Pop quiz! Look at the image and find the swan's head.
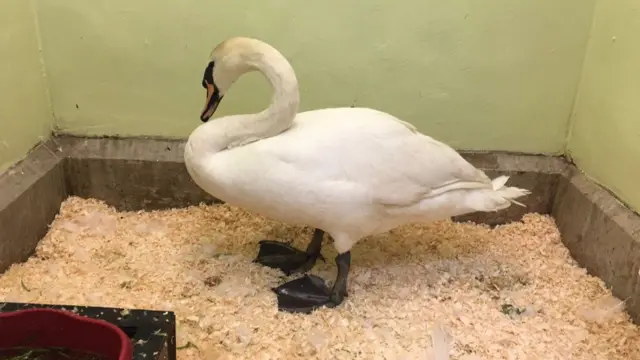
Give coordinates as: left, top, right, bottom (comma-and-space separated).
200, 37, 266, 122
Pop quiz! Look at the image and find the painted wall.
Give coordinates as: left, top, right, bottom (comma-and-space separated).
0, 0, 53, 171
34, 0, 595, 154
4, 0, 637, 213
568, 0, 640, 212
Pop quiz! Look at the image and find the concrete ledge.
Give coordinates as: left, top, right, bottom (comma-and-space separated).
59, 136, 218, 211
0, 135, 638, 323
553, 167, 640, 322
0, 138, 68, 272
56, 136, 568, 219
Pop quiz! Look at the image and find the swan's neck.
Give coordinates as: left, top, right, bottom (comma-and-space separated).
188, 47, 299, 155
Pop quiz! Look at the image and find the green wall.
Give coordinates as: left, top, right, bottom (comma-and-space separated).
568, 0, 640, 212
6, 0, 639, 214
34, 0, 595, 154
0, 0, 53, 171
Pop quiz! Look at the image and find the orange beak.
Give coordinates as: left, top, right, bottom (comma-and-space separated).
200, 83, 222, 122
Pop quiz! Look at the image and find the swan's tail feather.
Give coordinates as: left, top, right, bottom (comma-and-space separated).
490, 175, 530, 208
491, 175, 510, 191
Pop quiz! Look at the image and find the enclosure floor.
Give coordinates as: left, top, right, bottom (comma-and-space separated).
0, 197, 639, 359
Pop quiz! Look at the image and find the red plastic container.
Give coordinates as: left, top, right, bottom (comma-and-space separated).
0, 307, 133, 360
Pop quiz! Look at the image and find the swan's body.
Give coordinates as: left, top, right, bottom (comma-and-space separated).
184, 37, 530, 312
187, 107, 521, 252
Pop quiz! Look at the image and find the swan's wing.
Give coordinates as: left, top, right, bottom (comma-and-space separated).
366, 133, 493, 207
257, 108, 492, 208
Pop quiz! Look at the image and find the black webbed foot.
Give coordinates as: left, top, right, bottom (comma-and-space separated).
253, 229, 326, 275
273, 251, 352, 314
253, 240, 324, 275
272, 274, 334, 314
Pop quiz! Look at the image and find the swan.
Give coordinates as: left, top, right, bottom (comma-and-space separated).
184, 36, 531, 314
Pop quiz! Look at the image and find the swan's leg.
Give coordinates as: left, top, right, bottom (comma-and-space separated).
253, 228, 325, 275
330, 251, 351, 303
272, 251, 351, 314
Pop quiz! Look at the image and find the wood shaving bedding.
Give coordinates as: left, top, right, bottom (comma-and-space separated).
0, 196, 638, 360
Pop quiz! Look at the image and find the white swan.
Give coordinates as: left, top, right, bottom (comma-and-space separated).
184, 37, 531, 313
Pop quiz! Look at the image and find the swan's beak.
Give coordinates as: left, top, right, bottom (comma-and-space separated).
200, 83, 223, 122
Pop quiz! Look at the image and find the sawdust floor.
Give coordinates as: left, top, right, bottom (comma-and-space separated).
0, 197, 639, 360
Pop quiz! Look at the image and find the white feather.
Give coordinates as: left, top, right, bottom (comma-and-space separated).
430, 322, 451, 360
